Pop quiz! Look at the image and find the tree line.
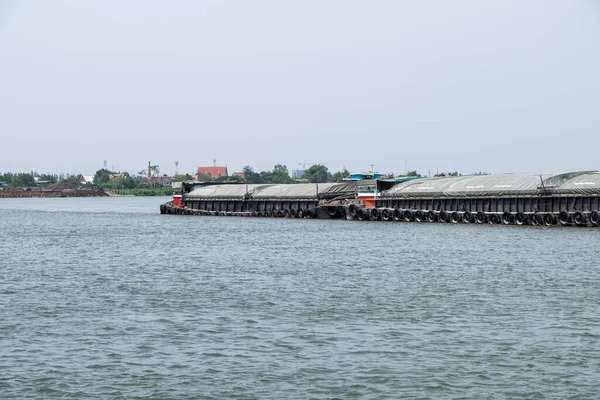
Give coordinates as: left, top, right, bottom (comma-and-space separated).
95, 164, 353, 193
0, 172, 80, 187
237, 164, 350, 184
2, 164, 482, 194
0, 169, 175, 196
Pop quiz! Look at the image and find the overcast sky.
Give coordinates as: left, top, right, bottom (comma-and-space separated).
0, 0, 599, 176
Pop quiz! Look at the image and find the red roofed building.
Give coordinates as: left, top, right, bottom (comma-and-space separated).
197, 166, 228, 178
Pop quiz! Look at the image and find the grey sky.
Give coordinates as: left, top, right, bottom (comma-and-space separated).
0, 0, 598, 177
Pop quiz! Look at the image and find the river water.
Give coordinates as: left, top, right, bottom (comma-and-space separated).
1, 197, 599, 399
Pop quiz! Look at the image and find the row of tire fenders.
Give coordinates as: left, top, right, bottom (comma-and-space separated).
166, 207, 318, 218
164, 204, 600, 226
347, 205, 600, 227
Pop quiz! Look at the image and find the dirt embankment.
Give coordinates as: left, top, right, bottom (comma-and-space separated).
0, 183, 107, 198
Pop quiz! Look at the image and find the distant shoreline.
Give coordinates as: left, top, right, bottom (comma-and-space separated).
0, 187, 107, 198
0, 188, 174, 198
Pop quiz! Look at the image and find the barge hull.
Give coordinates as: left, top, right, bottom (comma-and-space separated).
160, 173, 600, 227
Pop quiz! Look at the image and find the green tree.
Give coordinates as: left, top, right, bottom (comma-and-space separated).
93, 169, 113, 185
270, 164, 294, 184
149, 165, 160, 185
330, 168, 350, 182
39, 174, 58, 183
196, 173, 212, 181
406, 170, 422, 177
259, 170, 273, 183
64, 174, 82, 186
219, 174, 244, 183
303, 164, 331, 183
12, 173, 36, 187
103, 173, 136, 190
242, 166, 261, 184
123, 174, 136, 189
0, 172, 14, 185
173, 173, 193, 182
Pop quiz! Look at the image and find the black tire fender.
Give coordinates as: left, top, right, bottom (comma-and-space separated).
573, 211, 586, 226
450, 211, 461, 223
475, 211, 486, 224
463, 211, 472, 223
439, 210, 449, 223
357, 208, 370, 221
558, 210, 570, 225
348, 204, 358, 218
426, 210, 436, 223
590, 210, 600, 226
415, 210, 425, 222
371, 208, 381, 220
382, 208, 392, 221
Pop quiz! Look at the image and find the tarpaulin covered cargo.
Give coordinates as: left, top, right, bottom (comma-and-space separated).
382, 173, 597, 198
552, 172, 600, 195
185, 184, 273, 200
251, 182, 356, 200
185, 182, 356, 200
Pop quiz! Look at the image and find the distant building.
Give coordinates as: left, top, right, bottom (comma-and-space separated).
197, 166, 228, 178
232, 172, 245, 178
292, 169, 304, 179
80, 175, 94, 184
109, 174, 126, 180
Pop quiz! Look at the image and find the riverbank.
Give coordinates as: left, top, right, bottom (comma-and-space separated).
0, 186, 175, 198
0, 186, 107, 198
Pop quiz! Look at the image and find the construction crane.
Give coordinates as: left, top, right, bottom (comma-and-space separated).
298, 161, 311, 170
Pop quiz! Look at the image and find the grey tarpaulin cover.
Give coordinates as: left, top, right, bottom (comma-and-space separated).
251, 183, 356, 200
185, 184, 273, 200
383, 171, 600, 198
185, 182, 356, 200
551, 172, 600, 195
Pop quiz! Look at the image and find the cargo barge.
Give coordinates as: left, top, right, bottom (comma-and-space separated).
160, 171, 600, 227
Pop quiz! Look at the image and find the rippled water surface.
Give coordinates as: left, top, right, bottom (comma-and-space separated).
1, 197, 600, 399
